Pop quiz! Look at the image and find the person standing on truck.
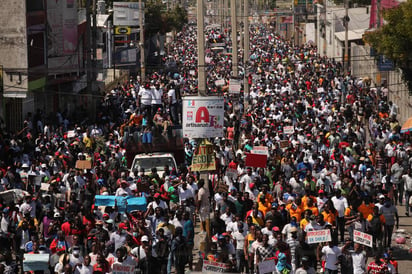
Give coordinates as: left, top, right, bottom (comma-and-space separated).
168, 83, 178, 125
151, 81, 163, 120
138, 82, 153, 123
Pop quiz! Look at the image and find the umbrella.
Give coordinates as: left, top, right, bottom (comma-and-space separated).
401, 116, 412, 133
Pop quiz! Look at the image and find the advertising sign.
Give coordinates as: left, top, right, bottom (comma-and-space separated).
115, 26, 131, 35
353, 230, 373, 247
191, 140, 216, 171
113, 2, 144, 26
47, 0, 78, 72
306, 229, 332, 244
202, 260, 231, 272
183, 96, 224, 139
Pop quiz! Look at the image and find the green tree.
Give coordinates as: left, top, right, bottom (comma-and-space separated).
364, 1, 412, 90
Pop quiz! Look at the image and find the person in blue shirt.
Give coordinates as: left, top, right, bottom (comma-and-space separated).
182, 211, 194, 271
297, 157, 312, 179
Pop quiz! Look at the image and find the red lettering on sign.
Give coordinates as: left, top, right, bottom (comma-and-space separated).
195, 107, 209, 123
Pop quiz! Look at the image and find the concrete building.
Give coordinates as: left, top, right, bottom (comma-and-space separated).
0, 0, 88, 132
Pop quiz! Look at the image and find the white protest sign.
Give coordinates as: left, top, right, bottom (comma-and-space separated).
259, 260, 276, 274
67, 130, 76, 138
353, 230, 373, 247
251, 146, 269, 156
183, 97, 224, 139
202, 260, 231, 272
229, 79, 242, 94
283, 126, 294, 135
215, 79, 226, 86
307, 229, 332, 244
112, 263, 135, 274
225, 167, 238, 179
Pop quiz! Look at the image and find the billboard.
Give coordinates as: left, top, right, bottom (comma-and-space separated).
113, 2, 144, 26
182, 96, 224, 139
47, 0, 78, 73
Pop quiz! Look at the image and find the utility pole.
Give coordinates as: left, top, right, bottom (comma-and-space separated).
92, 0, 97, 82
139, 0, 145, 83
86, 0, 92, 91
231, 0, 238, 78
197, 0, 206, 96
377, 0, 381, 28
244, 0, 249, 110
344, 0, 349, 75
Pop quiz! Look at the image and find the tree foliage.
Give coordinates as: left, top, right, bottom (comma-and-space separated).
364, 0, 412, 90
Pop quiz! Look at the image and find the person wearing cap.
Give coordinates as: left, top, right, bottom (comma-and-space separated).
295, 256, 316, 274
147, 192, 168, 210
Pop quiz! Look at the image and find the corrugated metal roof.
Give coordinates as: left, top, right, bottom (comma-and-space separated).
335, 29, 366, 41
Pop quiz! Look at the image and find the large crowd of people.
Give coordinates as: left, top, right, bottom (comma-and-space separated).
0, 18, 410, 274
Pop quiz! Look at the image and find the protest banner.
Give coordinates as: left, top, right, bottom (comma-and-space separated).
279, 140, 289, 149
215, 79, 226, 86
191, 140, 216, 171
225, 167, 238, 179
229, 79, 242, 94
353, 230, 373, 247
183, 97, 224, 139
245, 153, 267, 168
202, 260, 231, 272
306, 229, 332, 244
67, 130, 76, 138
94, 195, 147, 212
75, 160, 92, 169
112, 263, 135, 274
283, 126, 294, 135
251, 146, 269, 156
259, 260, 276, 274
23, 254, 49, 271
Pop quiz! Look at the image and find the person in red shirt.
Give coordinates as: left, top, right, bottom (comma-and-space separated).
367, 253, 388, 274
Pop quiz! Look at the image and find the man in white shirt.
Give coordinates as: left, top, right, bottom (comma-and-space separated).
403, 168, 412, 216
331, 189, 348, 243
320, 242, 342, 274
167, 83, 178, 124
138, 83, 153, 120
151, 82, 163, 118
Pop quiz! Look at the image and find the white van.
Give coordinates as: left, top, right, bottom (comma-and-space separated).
130, 153, 177, 178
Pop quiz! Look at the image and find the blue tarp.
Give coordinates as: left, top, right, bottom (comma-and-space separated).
94, 195, 147, 212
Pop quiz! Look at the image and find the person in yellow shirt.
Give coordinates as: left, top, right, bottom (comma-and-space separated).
300, 209, 313, 231
301, 192, 317, 209
304, 199, 319, 216
357, 197, 375, 219
286, 197, 304, 223
257, 185, 274, 217
321, 203, 336, 226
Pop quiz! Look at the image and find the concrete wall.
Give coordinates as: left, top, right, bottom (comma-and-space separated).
0, 0, 28, 94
